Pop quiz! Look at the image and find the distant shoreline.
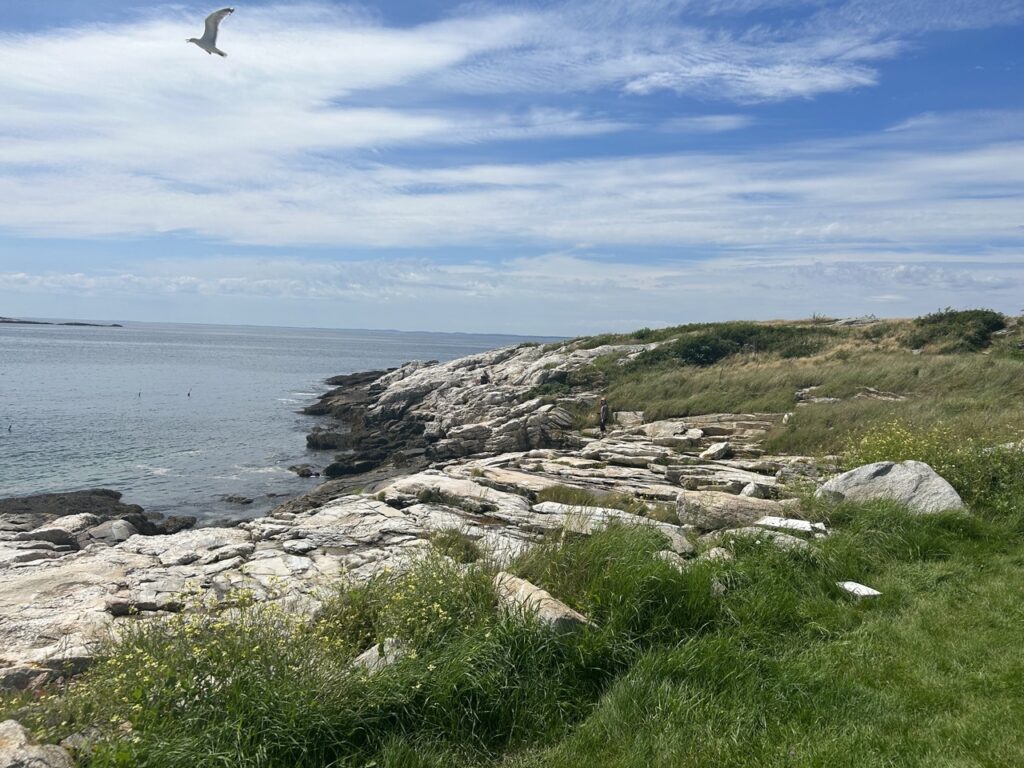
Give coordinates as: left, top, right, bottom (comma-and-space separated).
0, 316, 122, 328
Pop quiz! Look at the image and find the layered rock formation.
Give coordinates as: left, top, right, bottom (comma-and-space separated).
300, 341, 661, 479
0, 490, 195, 568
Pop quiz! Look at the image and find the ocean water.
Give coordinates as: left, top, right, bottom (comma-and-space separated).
0, 321, 546, 523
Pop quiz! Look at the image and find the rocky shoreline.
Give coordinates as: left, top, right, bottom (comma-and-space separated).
0, 337, 961, 697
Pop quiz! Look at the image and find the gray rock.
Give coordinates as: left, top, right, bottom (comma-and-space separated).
15, 513, 102, 547
654, 550, 689, 572
281, 539, 317, 555
719, 526, 809, 551
613, 411, 644, 427
0, 489, 141, 535
836, 581, 882, 599
815, 461, 964, 514
698, 546, 733, 563
84, 519, 138, 544
494, 572, 593, 632
0, 549, 58, 567
58, 726, 102, 755
0, 719, 74, 768
352, 638, 404, 674
661, 529, 695, 556
677, 491, 798, 531
0, 666, 52, 692
753, 516, 827, 535
740, 482, 767, 498
699, 442, 733, 460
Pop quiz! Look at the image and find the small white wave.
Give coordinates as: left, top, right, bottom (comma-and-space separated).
277, 398, 301, 404
238, 465, 289, 475
135, 464, 172, 477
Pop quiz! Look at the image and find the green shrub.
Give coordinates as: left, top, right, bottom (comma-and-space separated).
632, 322, 836, 368
904, 308, 1006, 352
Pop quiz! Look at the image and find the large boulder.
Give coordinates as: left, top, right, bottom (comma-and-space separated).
815, 461, 964, 514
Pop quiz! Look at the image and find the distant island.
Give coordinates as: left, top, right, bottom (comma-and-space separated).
0, 316, 122, 327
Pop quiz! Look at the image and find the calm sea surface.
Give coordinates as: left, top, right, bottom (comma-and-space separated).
0, 321, 548, 523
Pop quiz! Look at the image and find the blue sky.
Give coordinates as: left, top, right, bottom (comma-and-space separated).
0, 0, 1021, 334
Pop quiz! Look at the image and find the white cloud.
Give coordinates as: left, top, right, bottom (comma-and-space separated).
0, 0, 968, 191
1, 113, 1021, 251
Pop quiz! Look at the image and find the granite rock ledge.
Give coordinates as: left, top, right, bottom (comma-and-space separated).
2, 340, 837, 690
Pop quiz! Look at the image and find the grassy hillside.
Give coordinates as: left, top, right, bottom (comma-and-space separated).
566, 310, 1024, 455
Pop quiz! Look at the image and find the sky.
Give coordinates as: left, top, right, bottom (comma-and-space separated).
0, 0, 1021, 334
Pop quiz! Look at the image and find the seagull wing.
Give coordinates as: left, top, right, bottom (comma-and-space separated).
201, 8, 234, 45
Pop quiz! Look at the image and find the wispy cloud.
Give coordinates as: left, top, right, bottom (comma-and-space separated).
1, 111, 1021, 250
661, 114, 755, 132
3, 248, 1021, 333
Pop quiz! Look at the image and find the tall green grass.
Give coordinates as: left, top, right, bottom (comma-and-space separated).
507, 506, 1024, 768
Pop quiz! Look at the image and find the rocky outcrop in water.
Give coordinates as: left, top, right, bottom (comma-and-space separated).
0, 316, 121, 328
0, 489, 195, 567
298, 342, 669, 486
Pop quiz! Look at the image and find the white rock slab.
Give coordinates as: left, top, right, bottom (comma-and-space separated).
754, 516, 828, 535
836, 581, 882, 599
0, 719, 73, 767
699, 442, 733, 460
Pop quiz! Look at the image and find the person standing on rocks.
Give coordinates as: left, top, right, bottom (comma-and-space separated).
599, 397, 609, 435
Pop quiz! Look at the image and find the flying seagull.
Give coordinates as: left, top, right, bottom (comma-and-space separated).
187, 8, 234, 57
